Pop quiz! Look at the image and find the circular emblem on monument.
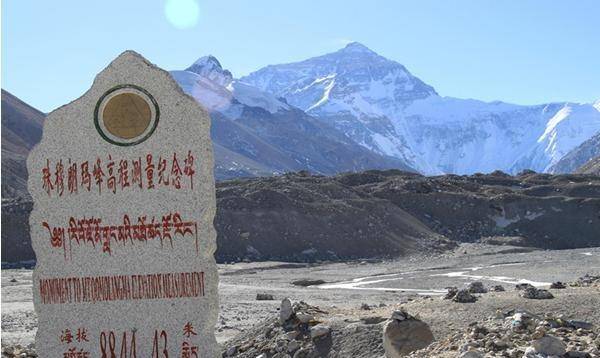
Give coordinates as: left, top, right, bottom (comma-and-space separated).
94, 84, 160, 146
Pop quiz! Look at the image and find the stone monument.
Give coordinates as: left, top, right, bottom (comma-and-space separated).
27, 51, 218, 357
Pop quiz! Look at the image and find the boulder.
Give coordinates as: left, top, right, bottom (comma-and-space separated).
280, 298, 293, 323
467, 281, 487, 293
453, 289, 478, 303
310, 325, 330, 340
296, 312, 314, 323
225, 345, 237, 357
291, 279, 326, 287
531, 335, 566, 356
520, 287, 554, 299
444, 286, 458, 299
550, 281, 566, 289
567, 320, 594, 330
256, 293, 275, 300
382, 311, 434, 357
515, 283, 536, 291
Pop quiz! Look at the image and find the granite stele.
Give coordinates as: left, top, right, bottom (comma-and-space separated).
27, 51, 219, 357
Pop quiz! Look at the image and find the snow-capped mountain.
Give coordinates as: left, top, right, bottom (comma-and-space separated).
172, 55, 290, 115
242, 42, 600, 174
549, 131, 600, 174
171, 55, 412, 179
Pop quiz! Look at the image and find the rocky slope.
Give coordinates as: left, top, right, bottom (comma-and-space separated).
3, 170, 599, 264
1, 90, 44, 199
577, 156, 600, 175
242, 43, 600, 175
550, 132, 600, 174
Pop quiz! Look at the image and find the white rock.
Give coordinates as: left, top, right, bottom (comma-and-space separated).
310, 325, 330, 339
383, 317, 434, 357
280, 298, 293, 323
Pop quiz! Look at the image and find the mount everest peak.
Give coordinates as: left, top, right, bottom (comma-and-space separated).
241, 42, 437, 118
240, 44, 600, 175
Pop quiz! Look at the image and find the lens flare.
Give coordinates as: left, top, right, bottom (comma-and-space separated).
165, 0, 200, 29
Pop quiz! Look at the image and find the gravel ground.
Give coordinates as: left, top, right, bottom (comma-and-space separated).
2, 244, 600, 352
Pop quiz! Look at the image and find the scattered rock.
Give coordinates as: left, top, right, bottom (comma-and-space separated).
520, 287, 554, 300
1, 345, 37, 357
309, 325, 330, 340
531, 335, 566, 356
568, 320, 594, 330
453, 289, 478, 303
408, 308, 598, 357
467, 281, 487, 293
280, 298, 293, 323
570, 274, 600, 287
507, 311, 538, 332
383, 309, 434, 357
287, 340, 301, 353
515, 283, 536, 291
360, 303, 371, 310
225, 345, 238, 357
444, 286, 458, 299
490, 285, 505, 292
256, 293, 275, 301
459, 351, 485, 358
360, 316, 387, 325
291, 279, 326, 287
566, 351, 592, 358
295, 312, 314, 323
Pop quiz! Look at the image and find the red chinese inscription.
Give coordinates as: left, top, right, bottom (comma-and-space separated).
41, 151, 196, 197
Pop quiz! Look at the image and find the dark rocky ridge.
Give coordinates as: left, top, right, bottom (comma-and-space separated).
3, 170, 600, 264
1, 90, 44, 199
550, 132, 600, 174
577, 155, 600, 175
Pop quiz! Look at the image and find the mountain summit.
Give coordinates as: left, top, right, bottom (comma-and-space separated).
338, 41, 377, 54
242, 43, 436, 117
242, 44, 600, 175
186, 55, 233, 86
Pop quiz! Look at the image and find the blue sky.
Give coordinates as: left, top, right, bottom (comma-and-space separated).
2, 0, 599, 112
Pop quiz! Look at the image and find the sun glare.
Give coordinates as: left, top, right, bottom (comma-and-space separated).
165, 0, 200, 29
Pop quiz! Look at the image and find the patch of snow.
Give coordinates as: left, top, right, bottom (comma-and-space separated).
430, 271, 551, 287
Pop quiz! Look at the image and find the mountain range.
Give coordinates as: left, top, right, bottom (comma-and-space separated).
172, 55, 410, 180
2, 43, 600, 200
239, 42, 600, 175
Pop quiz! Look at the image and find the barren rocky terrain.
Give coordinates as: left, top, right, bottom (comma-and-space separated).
5, 169, 600, 264
3, 244, 599, 356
